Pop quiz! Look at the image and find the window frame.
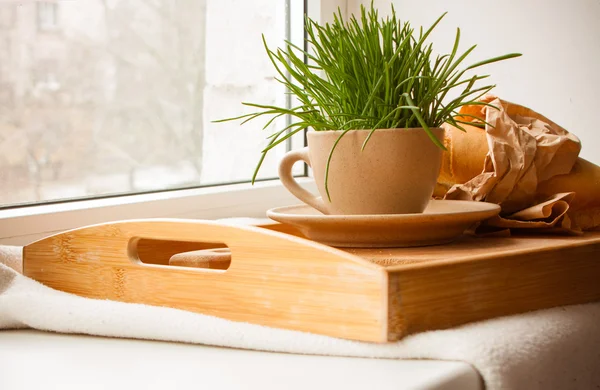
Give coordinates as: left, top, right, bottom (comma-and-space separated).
0, 0, 347, 246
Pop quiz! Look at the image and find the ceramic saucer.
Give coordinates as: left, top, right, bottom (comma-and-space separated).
267, 200, 501, 248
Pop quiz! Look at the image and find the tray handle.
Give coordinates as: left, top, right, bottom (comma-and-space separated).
25, 218, 381, 272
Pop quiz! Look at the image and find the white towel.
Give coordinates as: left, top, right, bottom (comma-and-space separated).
1, 245, 599, 390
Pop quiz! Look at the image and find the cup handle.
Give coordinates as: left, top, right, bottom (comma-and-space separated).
279, 147, 328, 214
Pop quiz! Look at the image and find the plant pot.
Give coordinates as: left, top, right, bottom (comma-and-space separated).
279, 128, 444, 215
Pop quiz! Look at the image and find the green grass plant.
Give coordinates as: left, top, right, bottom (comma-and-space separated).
216, 4, 521, 199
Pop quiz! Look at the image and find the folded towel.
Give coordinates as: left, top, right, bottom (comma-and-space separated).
1, 245, 599, 390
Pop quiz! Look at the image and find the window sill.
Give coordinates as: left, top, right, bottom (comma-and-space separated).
0, 178, 316, 246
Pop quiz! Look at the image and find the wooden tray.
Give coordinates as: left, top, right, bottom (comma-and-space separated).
22, 219, 600, 343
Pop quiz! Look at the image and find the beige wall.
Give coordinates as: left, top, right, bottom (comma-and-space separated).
349, 0, 600, 164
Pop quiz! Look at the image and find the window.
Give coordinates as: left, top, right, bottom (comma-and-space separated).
37, 2, 59, 31
0, 0, 305, 207
0, 0, 337, 247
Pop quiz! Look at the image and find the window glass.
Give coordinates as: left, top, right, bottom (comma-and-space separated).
37, 2, 59, 30
0, 0, 302, 206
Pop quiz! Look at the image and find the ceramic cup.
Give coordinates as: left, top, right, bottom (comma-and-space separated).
278, 128, 444, 215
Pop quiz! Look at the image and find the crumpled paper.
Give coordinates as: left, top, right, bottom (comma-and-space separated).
475, 193, 582, 236
443, 96, 583, 234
